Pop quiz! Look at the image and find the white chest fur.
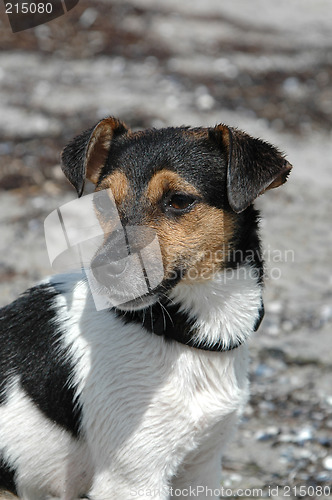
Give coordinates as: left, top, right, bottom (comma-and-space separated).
51, 266, 261, 498
0, 266, 261, 499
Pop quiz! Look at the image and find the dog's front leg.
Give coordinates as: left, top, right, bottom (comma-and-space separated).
170, 449, 223, 500
169, 415, 239, 500
87, 471, 171, 500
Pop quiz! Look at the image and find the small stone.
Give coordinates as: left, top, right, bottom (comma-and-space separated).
294, 448, 313, 460
320, 305, 332, 322
318, 437, 332, 447
281, 320, 294, 332
31, 196, 46, 209
280, 446, 295, 463
279, 433, 295, 444
311, 411, 324, 421
0, 142, 12, 155
243, 404, 254, 417
196, 93, 215, 111
283, 77, 302, 97
259, 400, 276, 413
229, 473, 242, 484
255, 363, 275, 378
79, 8, 98, 28
214, 58, 239, 79
295, 427, 313, 444
323, 456, 332, 470
166, 95, 179, 109
316, 471, 331, 481
265, 322, 280, 336
255, 426, 280, 441
267, 301, 283, 314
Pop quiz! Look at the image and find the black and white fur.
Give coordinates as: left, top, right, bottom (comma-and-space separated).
0, 118, 291, 499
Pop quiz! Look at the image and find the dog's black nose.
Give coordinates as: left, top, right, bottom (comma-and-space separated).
91, 252, 129, 287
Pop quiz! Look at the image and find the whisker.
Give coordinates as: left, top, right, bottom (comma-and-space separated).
160, 292, 176, 307
159, 300, 174, 327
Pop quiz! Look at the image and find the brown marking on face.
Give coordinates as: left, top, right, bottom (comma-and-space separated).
144, 170, 236, 282
182, 205, 235, 281
151, 206, 235, 282
94, 171, 131, 238
146, 170, 200, 205
95, 168, 236, 283
97, 170, 130, 206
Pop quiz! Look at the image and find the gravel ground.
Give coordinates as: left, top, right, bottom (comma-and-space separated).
0, 1, 332, 498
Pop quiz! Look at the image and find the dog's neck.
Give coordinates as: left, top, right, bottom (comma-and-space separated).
115, 265, 264, 352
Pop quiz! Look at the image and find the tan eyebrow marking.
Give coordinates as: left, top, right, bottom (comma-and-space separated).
146, 169, 200, 205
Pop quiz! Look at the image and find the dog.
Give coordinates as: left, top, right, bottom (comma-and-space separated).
0, 117, 292, 500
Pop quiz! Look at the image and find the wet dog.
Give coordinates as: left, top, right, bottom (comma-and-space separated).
0, 118, 291, 499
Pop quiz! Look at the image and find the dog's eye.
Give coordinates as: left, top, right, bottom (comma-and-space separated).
165, 193, 197, 213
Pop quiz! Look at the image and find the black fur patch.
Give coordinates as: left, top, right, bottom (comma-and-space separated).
115, 298, 264, 352
0, 283, 81, 437
0, 455, 17, 496
98, 127, 229, 216
61, 120, 289, 219
61, 125, 94, 197
226, 205, 265, 284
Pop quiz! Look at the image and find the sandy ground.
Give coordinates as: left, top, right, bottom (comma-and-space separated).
0, 0, 332, 498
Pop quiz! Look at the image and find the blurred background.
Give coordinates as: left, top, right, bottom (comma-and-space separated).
0, 0, 332, 497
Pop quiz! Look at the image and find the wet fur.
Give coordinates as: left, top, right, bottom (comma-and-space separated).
0, 118, 291, 499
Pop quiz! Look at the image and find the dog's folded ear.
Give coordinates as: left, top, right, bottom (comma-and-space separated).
61, 117, 129, 197
211, 124, 292, 213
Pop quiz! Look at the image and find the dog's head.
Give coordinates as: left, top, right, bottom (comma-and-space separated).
61, 117, 291, 310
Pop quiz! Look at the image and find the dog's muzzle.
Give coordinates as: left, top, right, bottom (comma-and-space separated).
90, 225, 164, 307
44, 189, 164, 311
